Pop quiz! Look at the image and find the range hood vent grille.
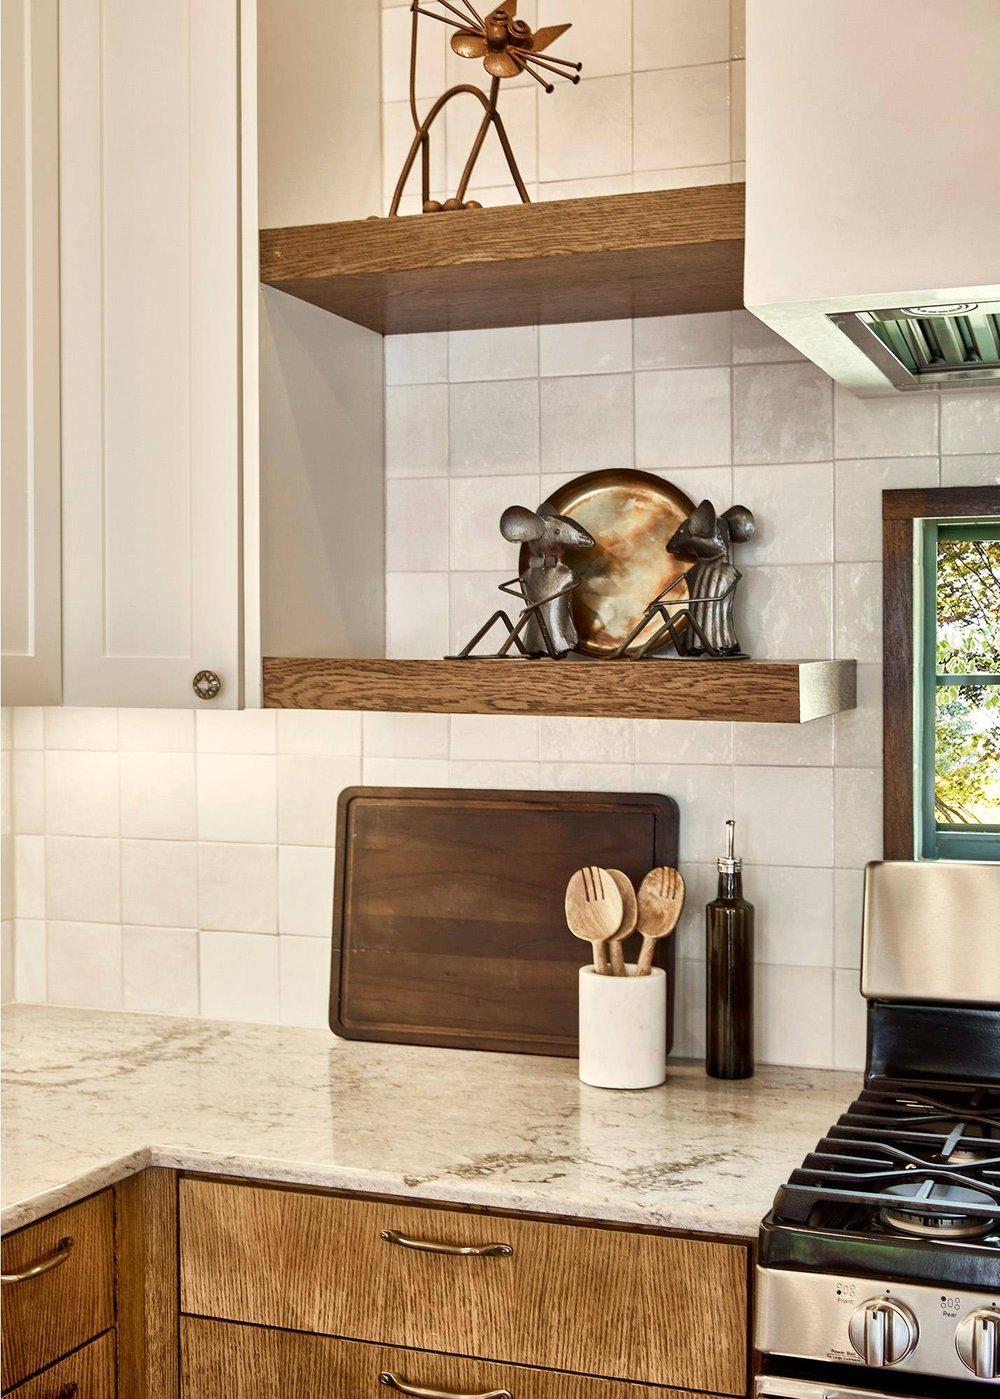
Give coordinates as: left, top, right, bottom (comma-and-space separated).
830, 301, 1000, 390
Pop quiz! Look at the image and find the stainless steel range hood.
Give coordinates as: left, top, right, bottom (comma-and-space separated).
831, 302, 1000, 391
744, 0, 1000, 397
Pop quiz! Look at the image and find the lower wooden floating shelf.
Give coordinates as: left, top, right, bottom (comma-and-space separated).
263, 657, 857, 724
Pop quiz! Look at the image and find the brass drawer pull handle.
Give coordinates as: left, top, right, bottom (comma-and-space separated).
380, 1228, 513, 1258
379, 1373, 511, 1399
1, 1236, 74, 1284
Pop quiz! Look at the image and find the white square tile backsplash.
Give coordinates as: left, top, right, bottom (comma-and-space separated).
123, 926, 199, 1018
540, 0, 631, 78
540, 375, 635, 473
634, 312, 732, 371
121, 839, 198, 929
633, 64, 731, 171
732, 362, 833, 464
199, 930, 280, 1025
386, 383, 449, 478
834, 458, 939, 562
940, 391, 1000, 455
635, 366, 732, 469
1, 0, 993, 1076
45, 836, 121, 925
279, 936, 333, 1029
196, 755, 277, 845
540, 319, 633, 378
833, 384, 939, 460
449, 381, 540, 476
539, 74, 632, 182
634, 0, 730, 71
47, 921, 123, 1010
14, 835, 46, 921
198, 843, 278, 936
45, 750, 119, 836
277, 846, 335, 939
734, 462, 834, 566
122, 751, 197, 840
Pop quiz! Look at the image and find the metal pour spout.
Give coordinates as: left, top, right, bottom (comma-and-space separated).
719, 818, 742, 874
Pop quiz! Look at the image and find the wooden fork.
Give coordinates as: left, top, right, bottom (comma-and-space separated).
564, 866, 623, 975
636, 866, 685, 976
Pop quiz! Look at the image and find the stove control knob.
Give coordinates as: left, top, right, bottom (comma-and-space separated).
849, 1298, 918, 1367
956, 1308, 1000, 1379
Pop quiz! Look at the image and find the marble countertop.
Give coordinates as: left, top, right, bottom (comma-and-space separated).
2, 1004, 857, 1238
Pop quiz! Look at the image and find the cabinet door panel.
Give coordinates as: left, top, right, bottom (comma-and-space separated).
59, 0, 241, 707
182, 1317, 726, 1399
1, 0, 62, 705
0, 1191, 115, 1390
180, 1179, 749, 1396
6, 1330, 116, 1399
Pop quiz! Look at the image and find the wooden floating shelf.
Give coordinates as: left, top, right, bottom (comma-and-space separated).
259, 183, 745, 335
263, 657, 857, 724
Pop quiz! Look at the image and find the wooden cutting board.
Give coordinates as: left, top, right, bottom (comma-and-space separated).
330, 787, 679, 1057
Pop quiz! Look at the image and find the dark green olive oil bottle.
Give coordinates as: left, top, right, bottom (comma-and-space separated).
706, 819, 754, 1079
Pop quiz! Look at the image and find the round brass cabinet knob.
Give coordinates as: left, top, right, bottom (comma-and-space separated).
192, 670, 222, 701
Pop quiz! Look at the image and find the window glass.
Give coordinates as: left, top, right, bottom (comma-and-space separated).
921, 523, 1000, 860
935, 534, 1000, 676
934, 683, 1000, 827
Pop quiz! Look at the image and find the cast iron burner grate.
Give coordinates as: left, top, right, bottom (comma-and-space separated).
773, 1079, 1000, 1236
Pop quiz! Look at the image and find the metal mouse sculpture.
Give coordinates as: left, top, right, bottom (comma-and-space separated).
612, 500, 756, 659
455, 502, 595, 659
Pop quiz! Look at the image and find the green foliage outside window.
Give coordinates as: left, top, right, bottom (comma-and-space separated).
928, 531, 1000, 839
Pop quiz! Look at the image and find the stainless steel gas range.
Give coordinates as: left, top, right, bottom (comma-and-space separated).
755, 860, 1000, 1399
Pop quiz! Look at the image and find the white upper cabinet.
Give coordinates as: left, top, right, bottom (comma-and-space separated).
3, 0, 384, 709
1, 0, 62, 706
58, 0, 244, 707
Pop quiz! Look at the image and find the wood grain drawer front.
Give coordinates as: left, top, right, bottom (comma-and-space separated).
1, 1192, 115, 1392
6, 1330, 116, 1398
182, 1316, 727, 1399
179, 1181, 748, 1396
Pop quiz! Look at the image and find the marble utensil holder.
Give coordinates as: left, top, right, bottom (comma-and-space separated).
578, 964, 667, 1090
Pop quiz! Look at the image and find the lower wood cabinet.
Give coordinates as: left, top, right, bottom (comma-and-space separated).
0, 1192, 115, 1392
179, 1177, 750, 1397
6, 1331, 116, 1398
0, 1169, 751, 1398
182, 1317, 726, 1399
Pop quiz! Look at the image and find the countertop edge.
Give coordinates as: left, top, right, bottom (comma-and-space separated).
1, 1145, 153, 1234
1, 1141, 760, 1242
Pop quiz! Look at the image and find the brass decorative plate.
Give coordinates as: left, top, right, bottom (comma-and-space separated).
526, 469, 696, 657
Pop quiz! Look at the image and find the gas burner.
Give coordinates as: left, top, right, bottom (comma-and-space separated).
878, 1180, 999, 1240
947, 1146, 989, 1166
769, 1078, 1000, 1233
841, 1083, 1000, 1140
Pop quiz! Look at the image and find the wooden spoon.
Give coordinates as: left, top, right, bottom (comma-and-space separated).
565, 866, 623, 975
636, 867, 686, 976
604, 869, 638, 976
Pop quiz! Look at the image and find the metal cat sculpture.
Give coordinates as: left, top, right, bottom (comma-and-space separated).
387, 1, 581, 217
611, 500, 756, 660
454, 502, 595, 659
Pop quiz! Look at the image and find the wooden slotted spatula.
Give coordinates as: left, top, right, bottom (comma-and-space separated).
604, 869, 638, 976
565, 866, 623, 975
636, 867, 685, 976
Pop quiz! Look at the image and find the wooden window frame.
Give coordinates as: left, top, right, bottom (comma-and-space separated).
883, 485, 1000, 860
